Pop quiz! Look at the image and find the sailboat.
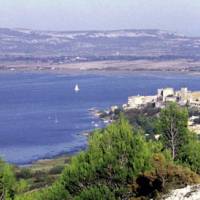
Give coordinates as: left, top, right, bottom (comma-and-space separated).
74, 84, 80, 92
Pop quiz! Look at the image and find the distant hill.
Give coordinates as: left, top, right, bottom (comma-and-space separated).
1, 28, 200, 70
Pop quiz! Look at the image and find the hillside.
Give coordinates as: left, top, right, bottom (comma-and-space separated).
1, 103, 200, 200
1, 28, 200, 71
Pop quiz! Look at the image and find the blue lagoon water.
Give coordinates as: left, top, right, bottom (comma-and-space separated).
0, 71, 200, 164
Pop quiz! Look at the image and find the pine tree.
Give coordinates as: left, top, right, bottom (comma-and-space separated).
158, 103, 189, 160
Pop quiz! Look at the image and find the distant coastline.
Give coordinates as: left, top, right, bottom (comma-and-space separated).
1, 28, 200, 74
1, 59, 200, 75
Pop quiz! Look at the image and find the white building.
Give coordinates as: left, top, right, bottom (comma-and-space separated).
157, 88, 174, 102
125, 95, 156, 109
124, 87, 200, 110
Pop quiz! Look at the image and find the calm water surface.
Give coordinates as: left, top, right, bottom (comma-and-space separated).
0, 71, 200, 164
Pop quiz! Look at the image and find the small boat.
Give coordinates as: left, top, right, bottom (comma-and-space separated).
54, 114, 59, 124
94, 123, 99, 127
74, 84, 80, 92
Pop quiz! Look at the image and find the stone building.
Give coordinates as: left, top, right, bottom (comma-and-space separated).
123, 87, 200, 110
124, 95, 156, 109
157, 88, 174, 102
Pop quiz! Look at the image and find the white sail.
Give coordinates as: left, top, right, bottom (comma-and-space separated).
74, 84, 80, 92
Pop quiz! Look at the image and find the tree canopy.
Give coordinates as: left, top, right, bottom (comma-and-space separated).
157, 103, 189, 160
3, 107, 200, 200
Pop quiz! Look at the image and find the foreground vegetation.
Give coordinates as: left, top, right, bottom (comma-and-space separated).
1, 103, 200, 199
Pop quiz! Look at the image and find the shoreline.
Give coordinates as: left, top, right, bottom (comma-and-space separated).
1, 59, 200, 75
3, 66, 200, 168
1, 67, 200, 77
19, 112, 105, 168
17, 145, 87, 168
17, 108, 103, 168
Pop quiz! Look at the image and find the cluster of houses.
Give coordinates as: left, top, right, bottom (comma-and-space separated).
123, 87, 200, 110
121, 87, 200, 135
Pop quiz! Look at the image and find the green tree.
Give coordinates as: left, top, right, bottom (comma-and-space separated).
158, 103, 189, 160
179, 133, 200, 174
34, 114, 153, 200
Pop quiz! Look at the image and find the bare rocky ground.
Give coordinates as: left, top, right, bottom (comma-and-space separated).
163, 185, 200, 200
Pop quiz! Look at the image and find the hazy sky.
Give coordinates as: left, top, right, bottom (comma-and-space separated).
0, 0, 200, 36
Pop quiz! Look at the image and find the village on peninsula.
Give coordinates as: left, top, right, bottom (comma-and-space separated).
102, 87, 200, 135
123, 87, 200, 109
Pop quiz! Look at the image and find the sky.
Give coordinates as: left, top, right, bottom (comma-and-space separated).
0, 0, 200, 36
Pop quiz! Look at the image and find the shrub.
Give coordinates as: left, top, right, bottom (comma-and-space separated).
38, 182, 70, 200
130, 153, 200, 199
48, 165, 64, 175
0, 160, 17, 199
74, 185, 115, 200
15, 179, 29, 194
16, 168, 32, 179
